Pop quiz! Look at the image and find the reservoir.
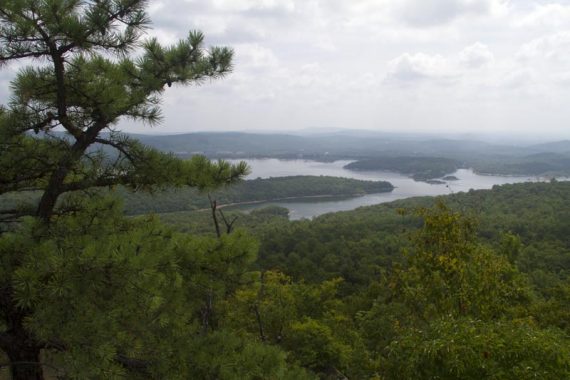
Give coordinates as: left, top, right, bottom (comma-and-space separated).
229, 159, 558, 220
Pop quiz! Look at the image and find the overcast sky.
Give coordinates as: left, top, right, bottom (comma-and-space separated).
2, 0, 570, 138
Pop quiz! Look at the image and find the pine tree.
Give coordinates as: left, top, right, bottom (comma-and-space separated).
0, 1, 257, 379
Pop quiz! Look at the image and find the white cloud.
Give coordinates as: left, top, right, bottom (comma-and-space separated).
459, 42, 494, 68
2, 0, 570, 137
147, 1, 166, 15
290, 63, 326, 89
385, 53, 455, 83
212, 0, 295, 14
553, 71, 570, 86
393, 0, 507, 27
499, 68, 535, 89
515, 3, 570, 29
235, 44, 280, 70
517, 32, 570, 62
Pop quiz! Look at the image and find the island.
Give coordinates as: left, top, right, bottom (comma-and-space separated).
344, 157, 461, 181
119, 176, 394, 215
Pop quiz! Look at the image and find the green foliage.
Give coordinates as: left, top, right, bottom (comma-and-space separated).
185, 330, 313, 380
0, 196, 274, 378
391, 202, 531, 319
359, 201, 568, 380
119, 175, 392, 215
531, 279, 570, 332
1, 175, 393, 217
0, 1, 292, 379
222, 271, 372, 378
384, 318, 570, 380
250, 206, 290, 218
252, 201, 415, 285
285, 318, 350, 373
226, 271, 298, 343
211, 186, 570, 379
0, 0, 246, 222
2, 4, 570, 376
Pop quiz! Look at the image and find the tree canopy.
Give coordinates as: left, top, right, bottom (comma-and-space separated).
0, 1, 257, 379
0, 0, 245, 222
2, 1, 570, 380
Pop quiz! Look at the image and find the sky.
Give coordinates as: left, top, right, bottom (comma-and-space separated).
2, 0, 570, 138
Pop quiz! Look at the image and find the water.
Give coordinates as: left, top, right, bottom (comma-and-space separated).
229, 159, 556, 220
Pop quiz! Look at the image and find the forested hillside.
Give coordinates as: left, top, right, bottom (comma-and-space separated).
1, 1, 569, 379
121, 175, 393, 215
472, 153, 570, 176
252, 181, 570, 285
161, 181, 570, 289
151, 181, 570, 379
0, 176, 393, 216
134, 132, 570, 178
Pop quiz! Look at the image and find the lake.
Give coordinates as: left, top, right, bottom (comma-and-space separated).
229, 159, 557, 220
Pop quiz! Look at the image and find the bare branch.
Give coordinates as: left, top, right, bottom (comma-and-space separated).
218, 209, 238, 235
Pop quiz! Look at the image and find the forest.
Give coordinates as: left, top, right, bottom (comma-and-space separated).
119, 175, 394, 215
153, 181, 570, 379
0, 1, 569, 379
471, 153, 570, 176
1, 176, 393, 216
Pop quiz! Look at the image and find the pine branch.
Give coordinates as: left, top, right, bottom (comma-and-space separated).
115, 354, 151, 374
94, 137, 136, 163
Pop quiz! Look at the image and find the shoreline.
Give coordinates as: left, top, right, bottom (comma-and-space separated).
226, 157, 569, 180
195, 190, 394, 211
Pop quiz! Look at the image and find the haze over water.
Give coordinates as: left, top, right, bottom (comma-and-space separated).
231, 159, 555, 220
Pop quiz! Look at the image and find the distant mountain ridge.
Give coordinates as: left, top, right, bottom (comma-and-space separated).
125, 131, 570, 177
527, 140, 570, 155
132, 131, 534, 159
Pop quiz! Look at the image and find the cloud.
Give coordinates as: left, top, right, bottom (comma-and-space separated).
212, 0, 295, 15
553, 71, 570, 86
0, 77, 11, 102
3, 0, 570, 137
499, 68, 535, 89
515, 3, 570, 29
517, 32, 570, 62
385, 53, 455, 84
144, 0, 271, 45
289, 63, 326, 89
393, 0, 506, 27
235, 44, 280, 70
459, 42, 494, 68
217, 44, 283, 102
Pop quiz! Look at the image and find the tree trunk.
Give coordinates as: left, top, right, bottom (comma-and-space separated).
0, 287, 44, 380
6, 345, 44, 380
36, 122, 106, 221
